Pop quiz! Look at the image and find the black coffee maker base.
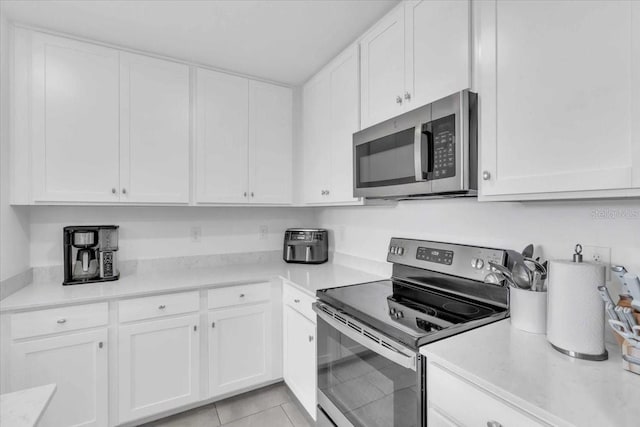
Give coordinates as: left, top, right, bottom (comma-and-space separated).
62, 274, 120, 286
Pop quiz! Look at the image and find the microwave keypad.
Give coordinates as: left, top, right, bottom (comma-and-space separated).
432, 115, 456, 180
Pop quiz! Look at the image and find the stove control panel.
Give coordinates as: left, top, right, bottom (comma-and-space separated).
387, 237, 507, 282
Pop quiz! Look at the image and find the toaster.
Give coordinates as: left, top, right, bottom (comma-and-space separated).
283, 228, 328, 264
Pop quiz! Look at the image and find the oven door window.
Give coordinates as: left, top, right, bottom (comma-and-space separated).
355, 127, 425, 188
317, 317, 420, 427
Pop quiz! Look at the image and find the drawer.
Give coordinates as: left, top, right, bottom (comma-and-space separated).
11, 303, 109, 339
283, 282, 316, 322
208, 283, 270, 309
119, 291, 199, 323
427, 362, 546, 427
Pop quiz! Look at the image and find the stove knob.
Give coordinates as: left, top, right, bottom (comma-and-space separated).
476, 259, 484, 269
395, 311, 404, 319
397, 247, 404, 256
389, 307, 397, 315
471, 258, 478, 268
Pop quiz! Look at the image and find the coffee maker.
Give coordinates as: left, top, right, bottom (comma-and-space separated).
63, 225, 120, 285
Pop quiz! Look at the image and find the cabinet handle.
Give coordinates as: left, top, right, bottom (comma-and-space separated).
308, 335, 314, 342
158, 305, 166, 310
193, 325, 197, 332
111, 188, 117, 194
122, 188, 127, 195
321, 190, 325, 195
211, 321, 215, 328
294, 299, 300, 303
244, 192, 247, 197
240, 293, 245, 298
326, 190, 330, 195
250, 192, 254, 197
57, 318, 67, 324
487, 422, 502, 427
404, 92, 411, 101
482, 171, 491, 181
98, 341, 104, 349
396, 95, 403, 105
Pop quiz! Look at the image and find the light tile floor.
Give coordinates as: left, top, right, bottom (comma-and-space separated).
142, 383, 314, 427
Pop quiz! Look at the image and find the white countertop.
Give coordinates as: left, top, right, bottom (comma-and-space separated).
0, 384, 56, 427
420, 320, 639, 427
0, 261, 385, 312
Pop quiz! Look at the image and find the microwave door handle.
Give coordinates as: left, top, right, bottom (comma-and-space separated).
414, 127, 427, 181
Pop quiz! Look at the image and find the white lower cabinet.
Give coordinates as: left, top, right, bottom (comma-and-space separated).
208, 302, 273, 397
118, 314, 200, 423
282, 283, 317, 420
427, 362, 546, 427
11, 329, 109, 427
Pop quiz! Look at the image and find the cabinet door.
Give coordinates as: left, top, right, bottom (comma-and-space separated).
196, 69, 250, 203
31, 33, 120, 202
479, 0, 637, 197
360, 5, 406, 128
118, 315, 200, 423
248, 81, 293, 204
328, 45, 361, 204
208, 303, 272, 397
283, 306, 316, 419
302, 75, 331, 203
119, 53, 190, 203
11, 329, 108, 427
405, 0, 470, 108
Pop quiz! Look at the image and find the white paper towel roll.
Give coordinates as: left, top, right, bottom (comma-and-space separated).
547, 259, 606, 358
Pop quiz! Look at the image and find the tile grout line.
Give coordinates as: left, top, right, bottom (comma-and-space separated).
213, 403, 222, 426
280, 403, 296, 427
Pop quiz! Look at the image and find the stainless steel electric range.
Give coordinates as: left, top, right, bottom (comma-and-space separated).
313, 238, 510, 427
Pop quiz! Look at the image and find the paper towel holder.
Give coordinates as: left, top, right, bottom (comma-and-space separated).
548, 243, 609, 361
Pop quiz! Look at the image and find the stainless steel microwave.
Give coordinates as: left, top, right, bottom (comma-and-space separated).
353, 90, 477, 199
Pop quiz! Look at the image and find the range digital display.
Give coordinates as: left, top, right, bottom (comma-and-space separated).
416, 247, 454, 265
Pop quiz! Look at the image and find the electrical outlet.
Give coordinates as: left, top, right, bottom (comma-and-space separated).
582, 245, 611, 280
190, 226, 202, 243
259, 225, 268, 240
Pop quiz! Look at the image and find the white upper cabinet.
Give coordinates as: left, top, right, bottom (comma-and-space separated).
405, 0, 470, 108
30, 32, 120, 203
360, 1, 470, 128
248, 81, 293, 204
196, 68, 250, 203
17, 29, 191, 205
360, 6, 406, 128
195, 69, 293, 204
477, 0, 640, 199
302, 44, 361, 205
119, 53, 190, 203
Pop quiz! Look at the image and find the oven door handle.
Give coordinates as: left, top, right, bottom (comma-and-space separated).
313, 303, 417, 371
413, 125, 429, 182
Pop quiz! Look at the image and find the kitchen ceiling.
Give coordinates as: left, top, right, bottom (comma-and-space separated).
0, 0, 400, 85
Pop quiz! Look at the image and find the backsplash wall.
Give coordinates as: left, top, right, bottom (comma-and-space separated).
318, 198, 640, 289
30, 206, 316, 267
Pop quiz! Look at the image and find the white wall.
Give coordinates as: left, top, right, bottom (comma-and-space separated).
318, 198, 640, 278
30, 206, 316, 267
0, 13, 30, 281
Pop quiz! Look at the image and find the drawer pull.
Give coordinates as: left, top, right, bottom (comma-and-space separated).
211, 322, 215, 328
308, 335, 314, 342
239, 294, 245, 298
193, 325, 197, 332
98, 341, 104, 349
294, 299, 300, 303
158, 305, 166, 310
57, 319, 67, 324
487, 421, 502, 427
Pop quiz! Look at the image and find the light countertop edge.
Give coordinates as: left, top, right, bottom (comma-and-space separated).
0, 262, 386, 313
0, 383, 56, 427
420, 319, 639, 427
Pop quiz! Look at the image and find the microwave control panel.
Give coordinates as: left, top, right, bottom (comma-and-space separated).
427, 114, 456, 180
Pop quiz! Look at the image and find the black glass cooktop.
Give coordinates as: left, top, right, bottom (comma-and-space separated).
316, 279, 507, 349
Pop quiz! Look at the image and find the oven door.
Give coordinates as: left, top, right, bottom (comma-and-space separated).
353, 104, 432, 199
314, 304, 424, 427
